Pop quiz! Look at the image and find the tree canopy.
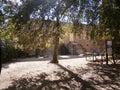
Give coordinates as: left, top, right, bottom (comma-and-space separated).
0, 0, 120, 64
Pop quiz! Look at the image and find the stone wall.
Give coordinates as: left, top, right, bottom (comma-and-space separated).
61, 33, 105, 55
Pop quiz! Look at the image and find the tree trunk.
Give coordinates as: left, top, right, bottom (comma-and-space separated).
0, 56, 2, 74
50, 14, 60, 63
106, 53, 108, 65
112, 54, 116, 64
50, 36, 59, 63
106, 40, 108, 65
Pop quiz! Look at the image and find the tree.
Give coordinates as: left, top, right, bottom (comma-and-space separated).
100, 0, 120, 65
12, 0, 77, 63
11, 0, 102, 63
0, 0, 21, 74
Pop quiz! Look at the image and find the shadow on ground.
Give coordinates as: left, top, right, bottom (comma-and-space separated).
2, 55, 84, 69
3, 55, 85, 63
2, 63, 120, 90
86, 63, 120, 90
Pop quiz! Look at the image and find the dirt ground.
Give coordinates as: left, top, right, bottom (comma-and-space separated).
0, 55, 120, 90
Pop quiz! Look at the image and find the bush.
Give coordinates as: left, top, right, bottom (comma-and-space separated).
0, 41, 16, 63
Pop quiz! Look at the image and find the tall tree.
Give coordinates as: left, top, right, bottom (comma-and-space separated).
0, 0, 16, 74
12, 0, 77, 63
100, 0, 120, 64
12, 0, 102, 63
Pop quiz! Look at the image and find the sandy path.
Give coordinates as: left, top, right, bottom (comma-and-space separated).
0, 56, 119, 90
0, 56, 88, 89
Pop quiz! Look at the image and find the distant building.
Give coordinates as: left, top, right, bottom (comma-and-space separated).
59, 33, 105, 55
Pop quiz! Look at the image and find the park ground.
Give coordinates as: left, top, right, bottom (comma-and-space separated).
0, 55, 120, 90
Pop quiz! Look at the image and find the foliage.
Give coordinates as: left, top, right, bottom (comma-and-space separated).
0, 21, 17, 62
99, 0, 120, 40
0, 0, 20, 62
1, 0, 119, 63
0, 40, 16, 62
15, 20, 54, 50
99, 0, 120, 64
8, 0, 102, 63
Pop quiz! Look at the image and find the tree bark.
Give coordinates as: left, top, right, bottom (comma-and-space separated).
50, 36, 59, 63
0, 56, 2, 74
50, 14, 60, 63
112, 54, 116, 64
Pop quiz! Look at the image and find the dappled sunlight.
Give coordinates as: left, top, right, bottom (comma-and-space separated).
1, 0, 120, 89
0, 57, 120, 90
59, 55, 70, 58
1, 64, 96, 90
59, 57, 88, 68
1, 62, 120, 90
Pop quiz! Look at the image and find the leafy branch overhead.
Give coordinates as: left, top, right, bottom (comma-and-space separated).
0, 0, 120, 63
